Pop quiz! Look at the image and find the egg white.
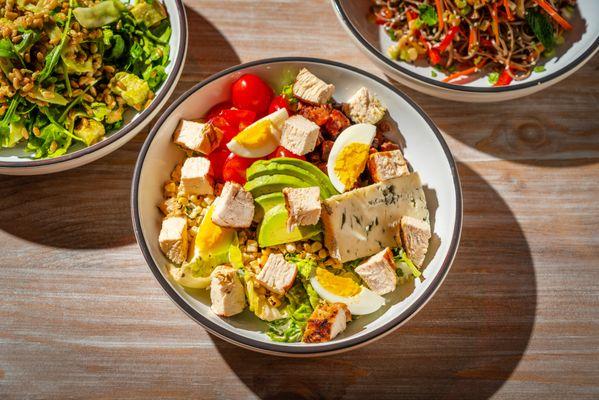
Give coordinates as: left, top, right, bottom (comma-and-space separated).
326, 123, 376, 193
310, 274, 385, 315
227, 108, 289, 158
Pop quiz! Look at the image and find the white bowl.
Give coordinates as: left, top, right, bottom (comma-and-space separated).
132, 57, 462, 356
331, 0, 599, 102
0, 0, 188, 175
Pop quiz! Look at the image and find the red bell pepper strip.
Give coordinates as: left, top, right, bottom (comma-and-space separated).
535, 0, 572, 30
419, 35, 442, 65
494, 68, 514, 86
437, 26, 460, 52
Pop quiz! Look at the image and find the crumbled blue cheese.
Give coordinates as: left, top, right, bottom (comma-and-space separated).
321, 173, 429, 262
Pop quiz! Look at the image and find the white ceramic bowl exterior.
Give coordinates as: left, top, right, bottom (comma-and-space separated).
132, 58, 462, 356
331, 0, 599, 102
0, 0, 188, 175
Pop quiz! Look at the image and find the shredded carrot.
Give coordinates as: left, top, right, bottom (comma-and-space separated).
435, 0, 444, 31
491, 3, 500, 45
468, 25, 477, 55
503, 0, 514, 21
442, 61, 486, 83
535, 0, 572, 30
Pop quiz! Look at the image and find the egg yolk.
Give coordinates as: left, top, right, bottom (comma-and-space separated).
333, 142, 370, 190
315, 267, 361, 297
232, 119, 273, 148
196, 205, 234, 255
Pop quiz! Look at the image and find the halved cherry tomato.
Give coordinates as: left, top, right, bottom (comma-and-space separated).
222, 153, 256, 185
210, 108, 257, 147
231, 74, 273, 117
207, 148, 231, 182
205, 101, 233, 120
267, 146, 305, 160
268, 95, 292, 115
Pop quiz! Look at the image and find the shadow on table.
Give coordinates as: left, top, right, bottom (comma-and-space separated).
388, 56, 599, 167
212, 163, 537, 400
0, 9, 240, 250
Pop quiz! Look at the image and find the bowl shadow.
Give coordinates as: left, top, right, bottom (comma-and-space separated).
211, 162, 537, 400
0, 7, 240, 250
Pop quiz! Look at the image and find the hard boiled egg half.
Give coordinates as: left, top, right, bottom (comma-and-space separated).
326, 123, 376, 193
227, 108, 289, 158
310, 267, 385, 315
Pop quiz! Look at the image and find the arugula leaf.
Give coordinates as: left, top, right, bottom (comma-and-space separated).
418, 4, 438, 27
0, 38, 17, 59
526, 10, 555, 51
38, 0, 74, 83
0, 96, 21, 143
14, 30, 40, 54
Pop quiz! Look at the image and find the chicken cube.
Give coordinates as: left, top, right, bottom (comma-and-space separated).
396, 216, 431, 267
255, 254, 297, 295
159, 197, 181, 216
367, 150, 409, 182
342, 87, 387, 124
282, 187, 321, 232
280, 115, 320, 156
178, 156, 213, 196
210, 265, 246, 317
293, 68, 335, 105
354, 248, 397, 295
173, 120, 222, 154
303, 303, 351, 343
211, 181, 255, 228
158, 216, 188, 265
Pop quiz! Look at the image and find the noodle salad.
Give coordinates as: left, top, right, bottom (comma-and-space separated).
370, 0, 576, 85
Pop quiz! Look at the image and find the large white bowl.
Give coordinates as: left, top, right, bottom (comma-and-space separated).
331, 0, 599, 102
132, 58, 462, 356
0, 0, 188, 175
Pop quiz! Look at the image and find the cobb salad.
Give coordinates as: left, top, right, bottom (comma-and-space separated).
157, 68, 432, 343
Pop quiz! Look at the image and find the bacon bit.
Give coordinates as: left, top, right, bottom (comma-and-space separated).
324, 109, 350, 138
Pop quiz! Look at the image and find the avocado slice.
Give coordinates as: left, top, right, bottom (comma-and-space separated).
254, 192, 284, 222
244, 174, 310, 198
257, 204, 321, 247
268, 158, 339, 197
246, 160, 334, 198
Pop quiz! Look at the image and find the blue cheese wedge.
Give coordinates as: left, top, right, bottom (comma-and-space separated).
321, 173, 429, 263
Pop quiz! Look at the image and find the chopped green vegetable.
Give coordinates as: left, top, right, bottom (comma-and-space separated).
75, 119, 105, 146
392, 247, 421, 278
418, 4, 438, 27
267, 283, 313, 343
487, 71, 500, 85
533, 65, 546, 73
109, 71, 151, 108
38, 0, 74, 83
130, 0, 167, 27
73, 0, 123, 28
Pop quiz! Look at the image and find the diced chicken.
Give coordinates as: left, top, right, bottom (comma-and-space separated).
303, 303, 351, 343
173, 120, 222, 154
282, 187, 321, 232
396, 216, 431, 267
280, 115, 320, 156
255, 254, 297, 295
210, 265, 246, 317
342, 87, 387, 124
178, 156, 213, 196
293, 68, 335, 105
211, 181, 255, 228
158, 216, 188, 265
367, 150, 409, 182
354, 248, 397, 295
159, 197, 181, 216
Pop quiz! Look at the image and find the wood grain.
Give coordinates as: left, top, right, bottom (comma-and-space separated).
0, 1, 598, 399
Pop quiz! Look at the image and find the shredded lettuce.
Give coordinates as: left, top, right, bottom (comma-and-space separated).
267, 283, 313, 343
244, 270, 287, 322
392, 247, 421, 278
286, 255, 320, 309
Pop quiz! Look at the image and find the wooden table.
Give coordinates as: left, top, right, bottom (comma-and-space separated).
1, 1, 598, 398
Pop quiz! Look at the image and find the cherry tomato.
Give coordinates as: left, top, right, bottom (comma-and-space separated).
267, 146, 305, 160
207, 148, 231, 182
205, 101, 233, 120
210, 108, 257, 147
231, 74, 273, 117
268, 95, 292, 114
222, 153, 256, 185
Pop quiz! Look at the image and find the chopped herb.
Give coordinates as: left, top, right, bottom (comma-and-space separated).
534, 65, 546, 73
487, 72, 500, 85
431, 70, 438, 78
418, 4, 438, 27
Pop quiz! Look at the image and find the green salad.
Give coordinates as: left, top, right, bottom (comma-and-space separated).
0, 0, 171, 159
